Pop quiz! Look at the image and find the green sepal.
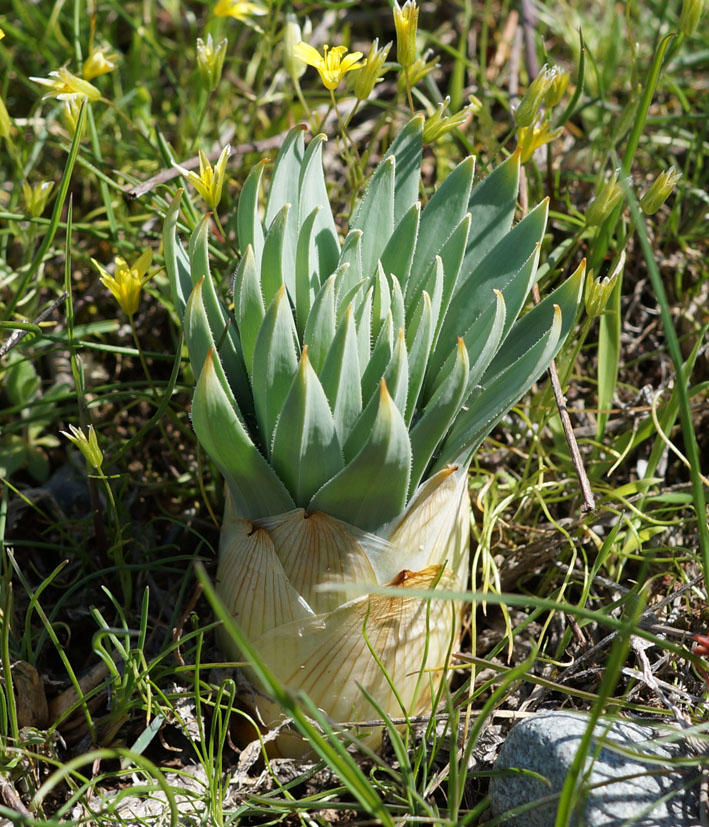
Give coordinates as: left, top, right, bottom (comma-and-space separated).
350, 156, 395, 279
344, 326, 408, 462
461, 149, 520, 279
261, 203, 291, 305
163, 189, 192, 321
404, 290, 433, 424
409, 337, 469, 494
320, 303, 362, 445
252, 285, 300, 450
303, 274, 337, 374
295, 206, 320, 337
192, 348, 295, 519
298, 134, 340, 278
308, 380, 412, 533
407, 156, 474, 305
237, 158, 267, 266
435, 305, 562, 471
384, 114, 424, 227
271, 348, 344, 507
232, 245, 264, 376
360, 310, 393, 407
380, 202, 420, 291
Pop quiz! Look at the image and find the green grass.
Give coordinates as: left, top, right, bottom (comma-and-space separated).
1, 0, 708, 823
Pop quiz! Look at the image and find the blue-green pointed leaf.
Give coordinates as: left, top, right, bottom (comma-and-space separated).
299, 134, 340, 277
295, 206, 320, 337
371, 263, 391, 342
237, 158, 267, 266
308, 381, 412, 533
163, 189, 192, 321
336, 230, 363, 304
233, 245, 264, 376
261, 203, 291, 305
379, 202, 420, 291
336, 277, 367, 325
188, 216, 250, 407
271, 348, 344, 506
192, 349, 295, 519
430, 214, 471, 346
408, 156, 474, 305
390, 274, 405, 335
320, 304, 362, 445
434, 306, 562, 472
350, 156, 395, 279
354, 287, 373, 375
252, 285, 300, 450
344, 327, 408, 462
409, 337, 469, 493
431, 200, 548, 379
461, 150, 520, 280
304, 274, 337, 374
482, 261, 584, 384
405, 291, 433, 423
383, 114, 424, 226
427, 288, 506, 403
264, 126, 305, 227
360, 310, 393, 406
423, 256, 444, 338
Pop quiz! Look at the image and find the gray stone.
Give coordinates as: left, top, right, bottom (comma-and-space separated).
489, 710, 701, 826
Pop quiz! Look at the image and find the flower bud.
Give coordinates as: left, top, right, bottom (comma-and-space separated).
543, 66, 570, 109
680, 0, 704, 35
353, 39, 391, 101
62, 97, 88, 139
22, 181, 54, 218
61, 424, 104, 471
639, 167, 682, 215
196, 33, 228, 91
397, 50, 438, 93
283, 15, 309, 81
83, 46, 118, 81
422, 96, 473, 143
585, 170, 626, 227
393, 0, 419, 70
514, 64, 555, 128
584, 262, 621, 319
0, 95, 11, 139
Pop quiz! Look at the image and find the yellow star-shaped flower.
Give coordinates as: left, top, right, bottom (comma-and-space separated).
293, 42, 366, 91
93, 249, 155, 318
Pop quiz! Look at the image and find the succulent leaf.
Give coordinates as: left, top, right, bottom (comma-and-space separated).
383, 113, 424, 226
319, 303, 362, 444
192, 349, 296, 518
163, 189, 192, 319
295, 206, 321, 335
303, 274, 337, 374
237, 158, 267, 265
298, 134, 340, 277
271, 348, 344, 506
405, 290, 433, 423
350, 155, 396, 278
261, 203, 292, 305
252, 286, 300, 448
233, 245, 265, 375
380, 202, 420, 289
309, 380, 412, 532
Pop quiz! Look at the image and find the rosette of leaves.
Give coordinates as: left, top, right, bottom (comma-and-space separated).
164, 116, 583, 755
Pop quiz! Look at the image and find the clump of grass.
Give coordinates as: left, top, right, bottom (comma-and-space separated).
0, 0, 707, 823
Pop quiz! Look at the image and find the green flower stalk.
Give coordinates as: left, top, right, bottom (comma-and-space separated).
164, 117, 583, 756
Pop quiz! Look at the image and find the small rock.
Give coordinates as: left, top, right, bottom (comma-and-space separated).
489, 710, 701, 826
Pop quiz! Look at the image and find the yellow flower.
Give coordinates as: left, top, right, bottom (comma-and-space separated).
93, 249, 155, 318
61, 424, 104, 471
393, 0, 419, 70
293, 42, 365, 91
30, 67, 101, 102
173, 144, 231, 210
0, 28, 5, 40
422, 96, 474, 143
0, 95, 11, 139
516, 115, 563, 163
214, 0, 267, 20
83, 46, 118, 81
